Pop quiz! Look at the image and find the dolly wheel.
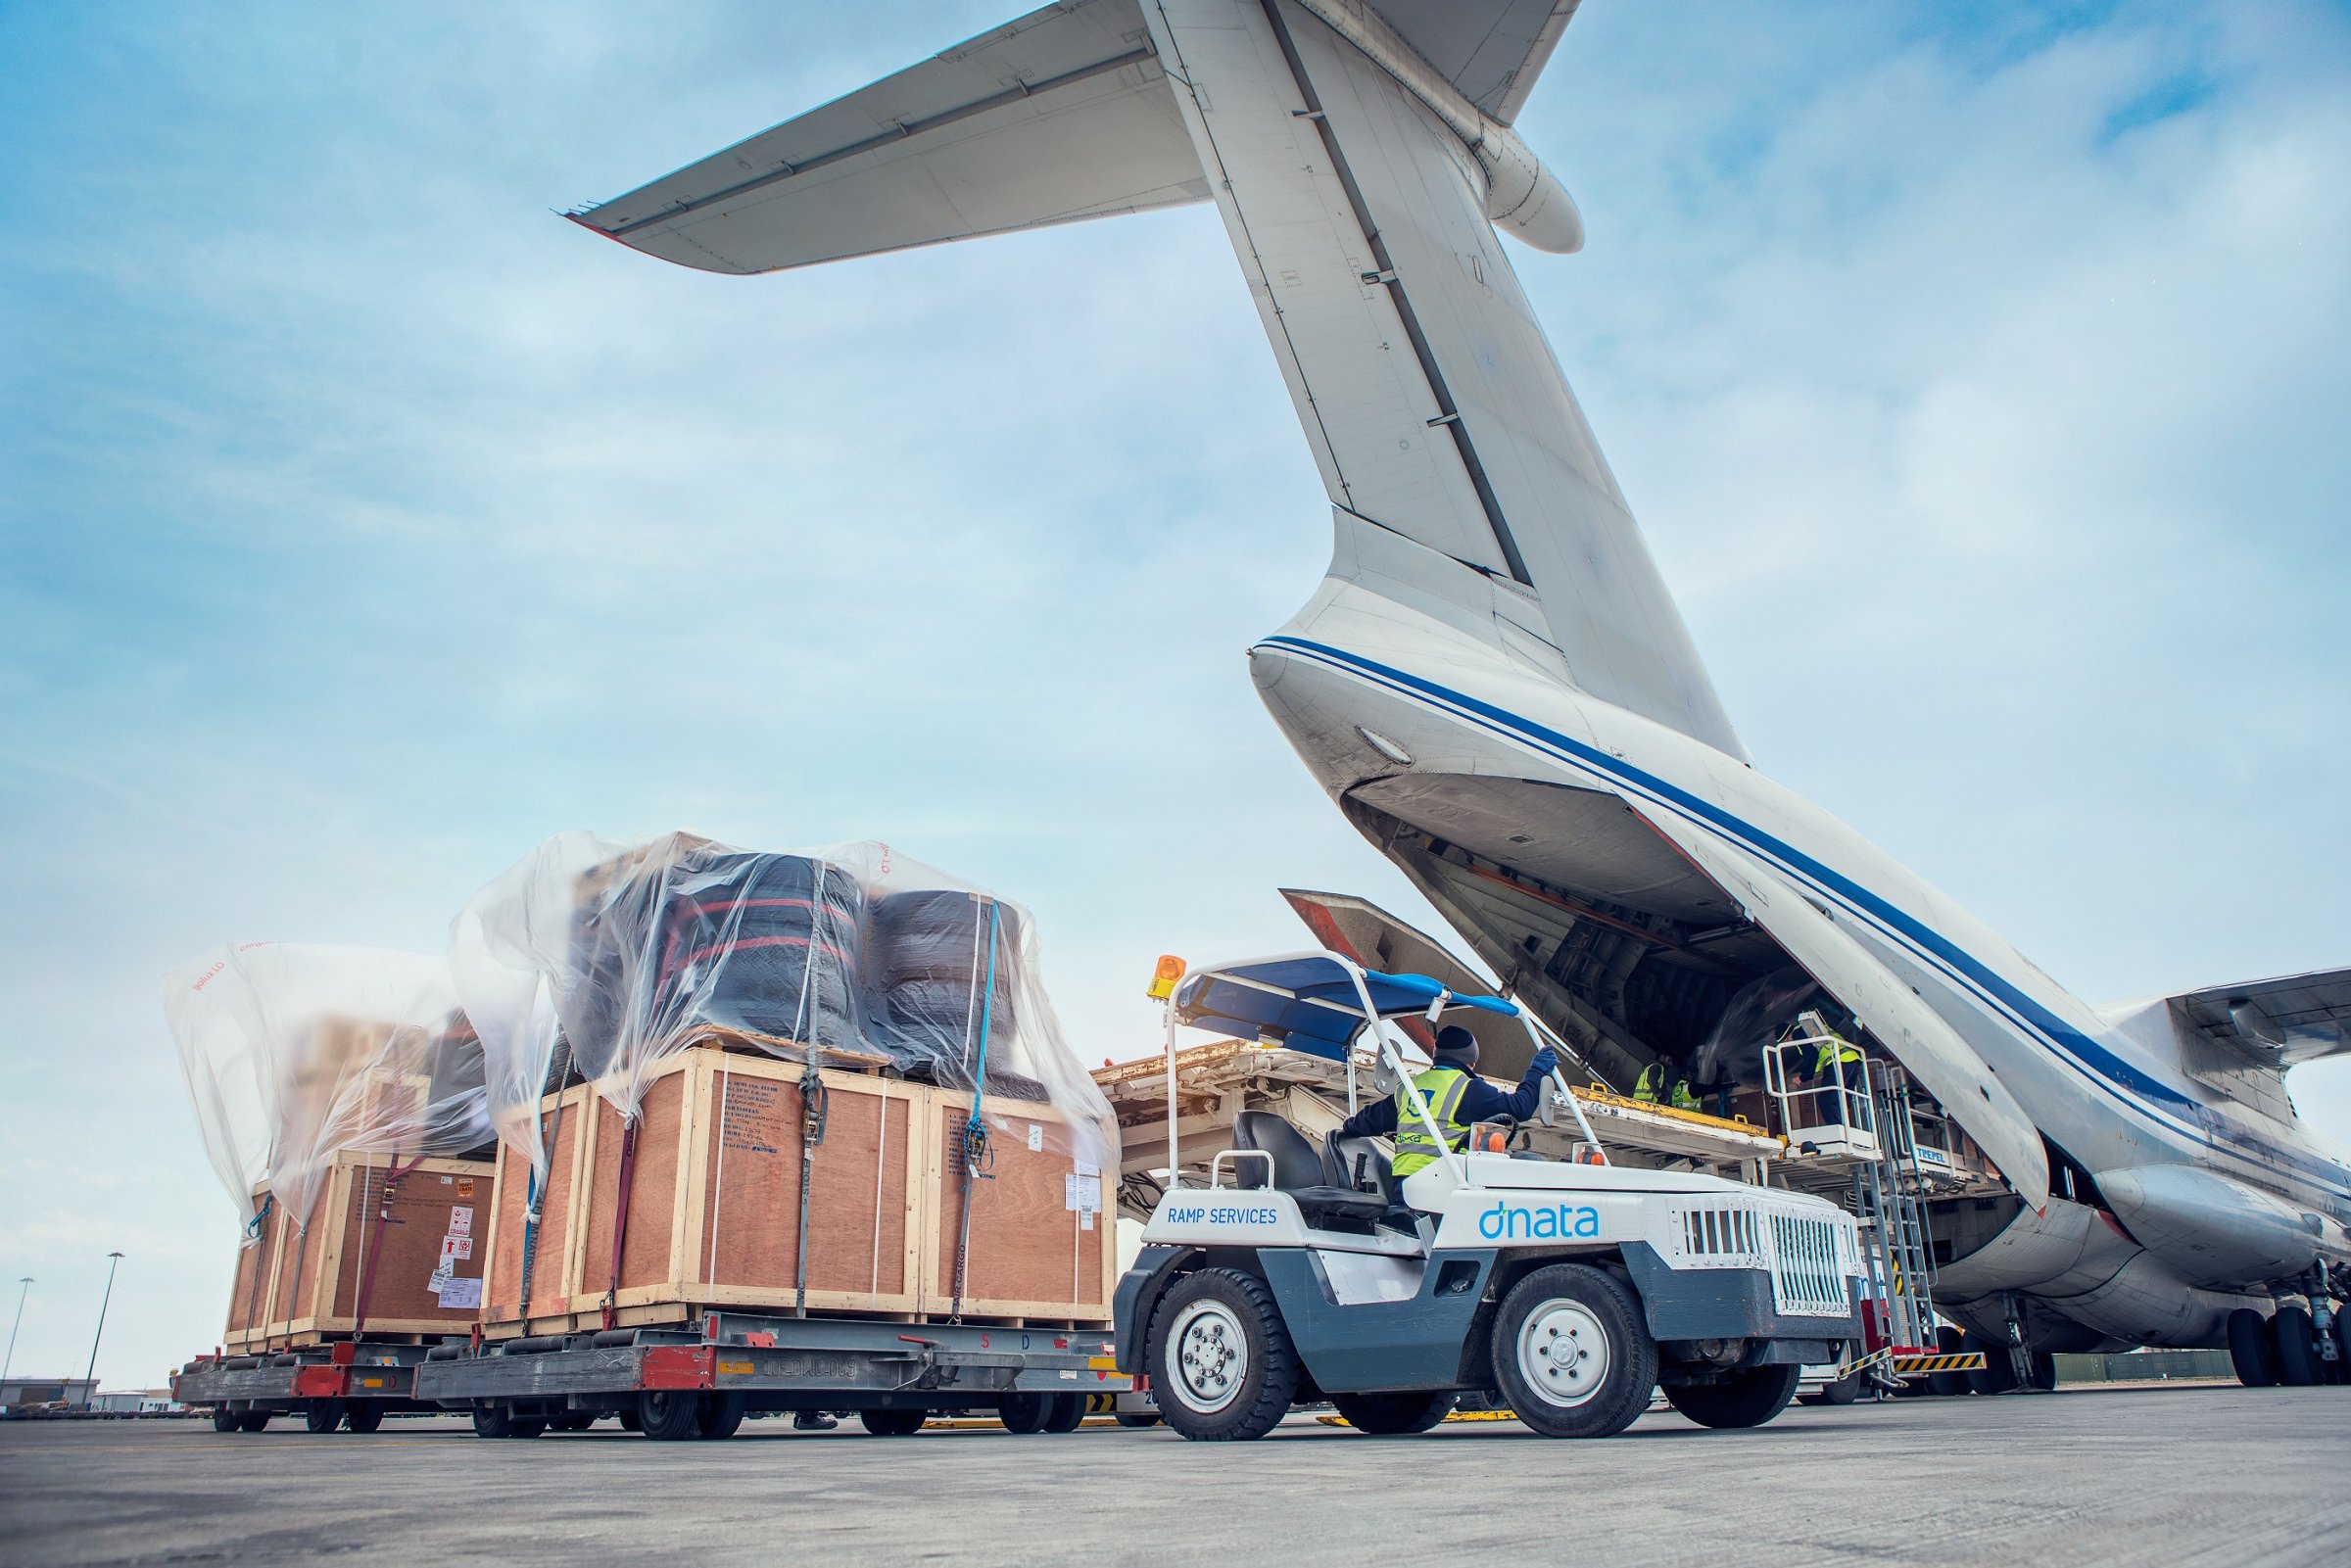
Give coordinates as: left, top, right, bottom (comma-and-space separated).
305, 1400, 345, 1435
998, 1392, 1051, 1434
860, 1408, 928, 1437
1490, 1263, 1656, 1439
1112, 1409, 1162, 1429
1145, 1268, 1301, 1443
1041, 1393, 1087, 1434
639, 1389, 704, 1442
697, 1393, 745, 1441
237, 1412, 271, 1433
210, 1407, 241, 1434
342, 1402, 384, 1434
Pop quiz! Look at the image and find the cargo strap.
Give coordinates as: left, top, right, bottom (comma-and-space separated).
239, 1195, 273, 1339
601, 1117, 641, 1333
792, 863, 838, 1318
351, 1157, 422, 1338
950, 900, 1004, 1323
516, 1037, 572, 1323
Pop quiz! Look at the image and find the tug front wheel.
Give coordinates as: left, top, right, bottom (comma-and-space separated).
1489, 1263, 1657, 1439
1663, 1364, 1801, 1430
1146, 1268, 1300, 1443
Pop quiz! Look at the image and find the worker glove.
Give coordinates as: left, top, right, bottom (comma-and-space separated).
1528, 1046, 1559, 1077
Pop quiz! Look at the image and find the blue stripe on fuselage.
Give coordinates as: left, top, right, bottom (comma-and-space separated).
1259, 635, 2351, 1198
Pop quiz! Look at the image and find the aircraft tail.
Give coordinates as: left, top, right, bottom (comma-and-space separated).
575, 0, 1743, 758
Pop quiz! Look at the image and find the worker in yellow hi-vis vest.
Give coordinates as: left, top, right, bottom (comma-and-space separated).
1336, 1025, 1556, 1186
1802, 1028, 1871, 1131
1632, 1052, 1699, 1112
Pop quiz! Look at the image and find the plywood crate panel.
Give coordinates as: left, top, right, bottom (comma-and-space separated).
928, 1091, 1115, 1323
221, 1152, 493, 1351
479, 1045, 1113, 1336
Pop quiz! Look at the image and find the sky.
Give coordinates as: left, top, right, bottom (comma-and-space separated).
1, 0, 2346, 1391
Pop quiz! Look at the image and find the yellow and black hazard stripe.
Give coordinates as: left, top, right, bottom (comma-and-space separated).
1893, 1352, 1986, 1374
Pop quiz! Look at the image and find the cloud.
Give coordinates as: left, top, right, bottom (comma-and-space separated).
3, 0, 2346, 1384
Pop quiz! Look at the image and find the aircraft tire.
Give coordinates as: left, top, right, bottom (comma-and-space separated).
1490, 1263, 1657, 1439
1966, 1332, 2019, 1395
1663, 1365, 1802, 1430
1328, 1390, 1456, 1434
1146, 1267, 1301, 1442
2228, 1307, 2279, 1387
1929, 1326, 1971, 1397
2273, 1306, 2325, 1387
1805, 1370, 1862, 1405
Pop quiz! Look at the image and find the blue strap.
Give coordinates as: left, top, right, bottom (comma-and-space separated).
965, 900, 1002, 1150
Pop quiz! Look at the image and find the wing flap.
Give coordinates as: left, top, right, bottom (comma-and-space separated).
1630, 804, 2053, 1212
2171, 968, 2351, 1069
574, 0, 1206, 274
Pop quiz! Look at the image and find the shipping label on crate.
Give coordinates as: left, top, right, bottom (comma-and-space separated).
1027, 1123, 1044, 1153
447, 1206, 473, 1237
441, 1235, 473, 1261
1064, 1172, 1102, 1214
434, 1275, 483, 1310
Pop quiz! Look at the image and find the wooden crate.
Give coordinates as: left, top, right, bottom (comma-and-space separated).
479, 1045, 1114, 1335
220, 1153, 495, 1352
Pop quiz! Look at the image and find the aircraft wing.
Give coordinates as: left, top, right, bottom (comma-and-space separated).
571, 0, 1206, 274
2170, 969, 2351, 1069
1367, 1, 1583, 123
1628, 805, 2053, 1212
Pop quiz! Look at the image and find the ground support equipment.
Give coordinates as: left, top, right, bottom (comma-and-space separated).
171, 1341, 440, 1434
411, 1309, 1128, 1440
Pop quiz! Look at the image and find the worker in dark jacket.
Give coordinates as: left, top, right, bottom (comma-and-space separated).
1339, 1025, 1559, 1178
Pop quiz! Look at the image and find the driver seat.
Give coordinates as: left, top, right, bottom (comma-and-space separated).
1230, 1112, 1390, 1229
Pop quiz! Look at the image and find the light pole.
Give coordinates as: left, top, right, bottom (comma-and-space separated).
2, 1276, 28, 1384
81, 1254, 123, 1411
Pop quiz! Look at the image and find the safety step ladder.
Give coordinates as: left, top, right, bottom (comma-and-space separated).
1848, 1061, 1941, 1359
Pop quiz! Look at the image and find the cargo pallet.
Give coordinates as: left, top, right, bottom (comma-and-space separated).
411, 1307, 1129, 1439
171, 1340, 442, 1434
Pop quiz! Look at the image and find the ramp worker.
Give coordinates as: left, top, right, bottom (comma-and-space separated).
1337, 1025, 1557, 1177
1804, 1028, 1871, 1129
1634, 1052, 1700, 1112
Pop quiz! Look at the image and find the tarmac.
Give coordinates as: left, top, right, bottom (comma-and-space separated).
2, 1385, 2345, 1567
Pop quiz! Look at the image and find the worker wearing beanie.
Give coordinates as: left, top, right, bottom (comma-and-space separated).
1337, 1024, 1558, 1179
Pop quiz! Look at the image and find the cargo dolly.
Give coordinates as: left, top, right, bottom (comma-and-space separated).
411, 1309, 1129, 1440
171, 1341, 442, 1434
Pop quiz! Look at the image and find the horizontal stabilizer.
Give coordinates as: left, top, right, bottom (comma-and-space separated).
573, 0, 1205, 274
2168, 968, 2351, 1069
1630, 803, 2052, 1212
1367, 1, 1582, 123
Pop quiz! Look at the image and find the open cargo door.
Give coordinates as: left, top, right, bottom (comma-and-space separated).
1628, 807, 2051, 1214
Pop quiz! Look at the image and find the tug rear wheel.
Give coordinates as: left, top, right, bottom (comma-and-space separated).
1664, 1365, 1801, 1430
1489, 1263, 1656, 1439
860, 1408, 928, 1437
1328, 1390, 1456, 1435
1146, 1268, 1301, 1443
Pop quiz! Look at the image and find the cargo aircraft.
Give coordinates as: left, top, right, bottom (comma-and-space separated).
573, 0, 2351, 1375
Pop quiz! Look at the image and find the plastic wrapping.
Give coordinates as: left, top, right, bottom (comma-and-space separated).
1690, 966, 1824, 1090
450, 831, 1115, 1185
164, 943, 497, 1234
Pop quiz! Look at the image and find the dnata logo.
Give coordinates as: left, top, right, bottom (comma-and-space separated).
1480, 1201, 1602, 1242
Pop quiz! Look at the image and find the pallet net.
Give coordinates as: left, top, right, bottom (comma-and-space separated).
450, 831, 1116, 1187
164, 943, 496, 1234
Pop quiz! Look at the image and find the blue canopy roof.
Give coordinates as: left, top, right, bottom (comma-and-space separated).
1172, 955, 1517, 1063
